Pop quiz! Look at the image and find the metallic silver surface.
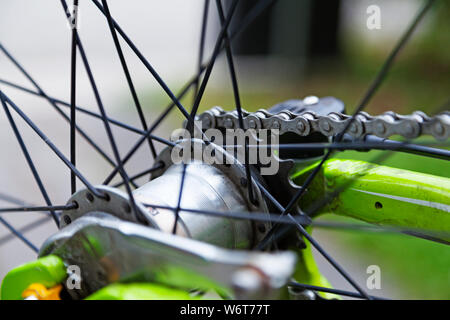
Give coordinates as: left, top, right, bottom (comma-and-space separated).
61, 185, 154, 229
148, 139, 270, 248
62, 139, 270, 249
197, 100, 450, 140
134, 162, 253, 248
40, 212, 296, 299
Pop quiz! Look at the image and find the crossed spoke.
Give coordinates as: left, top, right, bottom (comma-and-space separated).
100, 0, 276, 185
259, 0, 437, 248
0, 94, 59, 226
0, 91, 104, 198
0, 0, 444, 302
101, 0, 157, 160
60, 0, 140, 219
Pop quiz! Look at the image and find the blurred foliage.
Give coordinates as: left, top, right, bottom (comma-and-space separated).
340, 0, 450, 114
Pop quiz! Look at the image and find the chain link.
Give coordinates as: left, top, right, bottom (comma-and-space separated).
197, 106, 449, 141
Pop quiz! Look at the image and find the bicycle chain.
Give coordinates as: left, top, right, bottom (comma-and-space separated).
197, 105, 450, 141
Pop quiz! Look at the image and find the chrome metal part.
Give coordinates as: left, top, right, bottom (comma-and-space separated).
134, 162, 253, 248
197, 99, 450, 140
147, 139, 270, 247
40, 212, 296, 300
61, 185, 152, 228
62, 139, 270, 249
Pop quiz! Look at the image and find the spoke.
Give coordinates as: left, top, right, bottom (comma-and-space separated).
0, 193, 50, 219
172, 163, 187, 234
112, 162, 164, 188
250, 179, 371, 299
93, 0, 276, 141
155, 0, 278, 131
262, 148, 405, 250
289, 282, 386, 300
312, 221, 450, 244
287, 214, 372, 300
244, 140, 450, 161
192, 0, 210, 103
100, 0, 278, 185
70, 0, 79, 194
0, 216, 52, 247
101, 83, 194, 185
403, 231, 450, 246
346, 135, 450, 160
216, 0, 243, 124
258, 100, 448, 250
187, 0, 239, 130
0, 95, 59, 226
101, 0, 157, 160
244, 139, 256, 203
92, 0, 276, 121
0, 192, 50, 216
0, 192, 30, 207
90, 0, 191, 121
143, 203, 311, 226
261, 0, 437, 243
259, 147, 398, 248
267, 114, 449, 247
0, 44, 117, 169
0, 204, 76, 214
216, 0, 255, 203
0, 79, 164, 139
351, 0, 436, 116
59, 1, 140, 218
0, 217, 39, 253
0, 91, 104, 198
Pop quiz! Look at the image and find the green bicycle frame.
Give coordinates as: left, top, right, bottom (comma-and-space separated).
287, 158, 450, 297
2, 159, 449, 299
292, 159, 450, 243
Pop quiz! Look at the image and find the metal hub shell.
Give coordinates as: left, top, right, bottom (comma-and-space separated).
62, 139, 270, 249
